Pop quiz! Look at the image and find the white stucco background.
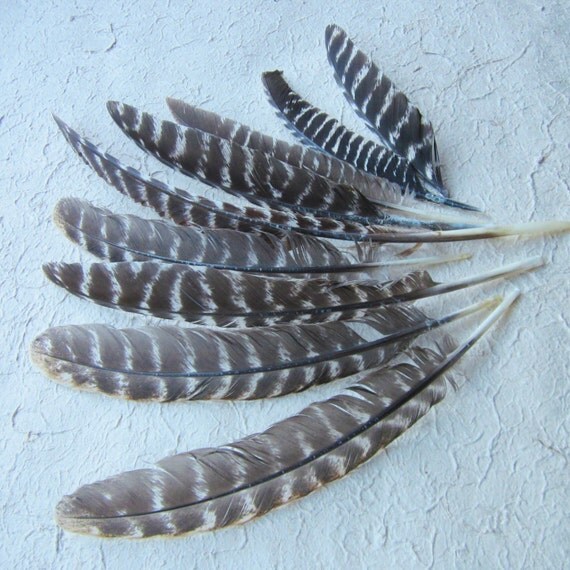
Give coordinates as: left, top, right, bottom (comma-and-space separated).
1, 1, 569, 568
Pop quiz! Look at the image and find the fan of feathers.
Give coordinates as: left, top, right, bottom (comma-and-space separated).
31, 24, 569, 538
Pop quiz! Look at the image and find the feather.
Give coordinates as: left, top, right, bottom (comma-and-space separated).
107, 101, 466, 227
167, 98, 485, 226
55, 198, 470, 275
54, 117, 570, 244
262, 70, 470, 211
165, 97, 404, 202
325, 24, 445, 196
54, 292, 516, 537
30, 297, 495, 401
42, 257, 541, 327
54, 197, 379, 276
261, 70, 467, 210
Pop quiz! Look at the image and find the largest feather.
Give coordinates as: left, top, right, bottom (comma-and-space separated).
55, 293, 515, 537
31, 298, 493, 401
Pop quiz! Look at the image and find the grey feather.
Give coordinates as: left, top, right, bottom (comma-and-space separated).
29, 304, 426, 401
42, 258, 540, 327
54, 197, 383, 276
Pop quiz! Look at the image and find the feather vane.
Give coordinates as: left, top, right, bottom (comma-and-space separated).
262, 70, 471, 211
54, 197, 382, 275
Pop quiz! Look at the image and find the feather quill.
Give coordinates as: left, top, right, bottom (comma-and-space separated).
325, 24, 445, 196
30, 297, 494, 401
42, 258, 541, 327
54, 117, 570, 244
54, 292, 516, 537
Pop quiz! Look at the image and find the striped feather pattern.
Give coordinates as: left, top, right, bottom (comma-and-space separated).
54, 116, 417, 241
107, 101, 438, 225
262, 70, 422, 195
42, 258, 539, 327
31, 304, 431, 401
166, 97, 404, 205
55, 340, 454, 536
53, 295, 514, 537
54, 198, 379, 275
325, 24, 444, 194
42, 261, 438, 327
29, 19, 570, 542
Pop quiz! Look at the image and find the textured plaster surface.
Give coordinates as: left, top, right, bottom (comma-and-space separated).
1, 1, 569, 568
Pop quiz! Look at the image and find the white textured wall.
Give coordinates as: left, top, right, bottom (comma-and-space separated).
1, 1, 569, 568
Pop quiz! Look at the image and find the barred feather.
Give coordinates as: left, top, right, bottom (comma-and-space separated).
54, 293, 514, 537
325, 24, 444, 195
32, 300, 489, 401
52, 116, 445, 241
54, 198, 383, 275
166, 97, 405, 206
262, 70, 471, 211
262, 71, 420, 194
42, 258, 540, 327
107, 101, 462, 226
54, 117, 570, 244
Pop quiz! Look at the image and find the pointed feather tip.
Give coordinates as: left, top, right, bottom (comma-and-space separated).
52, 113, 67, 133
107, 100, 125, 127
52, 114, 77, 146
166, 96, 188, 120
